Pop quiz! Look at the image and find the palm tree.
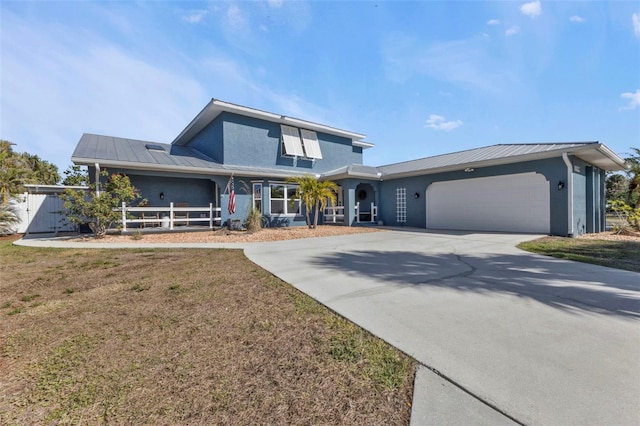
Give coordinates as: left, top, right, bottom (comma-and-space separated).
312, 180, 338, 228
287, 175, 338, 229
0, 204, 20, 235
0, 141, 30, 206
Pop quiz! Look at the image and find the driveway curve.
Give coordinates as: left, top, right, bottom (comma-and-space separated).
244, 229, 640, 425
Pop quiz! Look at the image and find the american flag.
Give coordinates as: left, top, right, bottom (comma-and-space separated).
227, 175, 236, 214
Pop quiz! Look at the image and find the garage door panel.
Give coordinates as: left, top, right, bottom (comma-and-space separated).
426, 173, 550, 233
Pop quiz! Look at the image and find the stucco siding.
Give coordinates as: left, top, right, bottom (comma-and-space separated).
216, 112, 362, 173
377, 158, 570, 234
186, 115, 224, 163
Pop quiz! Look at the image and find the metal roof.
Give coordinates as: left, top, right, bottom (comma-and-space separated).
378, 142, 626, 178
172, 99, 373, 149
72, 135, 626, 181
321, 164, 381, 180
71, 134, 306, 178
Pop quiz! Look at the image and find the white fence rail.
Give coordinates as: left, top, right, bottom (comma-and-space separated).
120, 202, 221, 231
324, 206, 345, 223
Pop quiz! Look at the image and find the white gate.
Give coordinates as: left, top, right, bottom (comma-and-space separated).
14, 192, 76, 234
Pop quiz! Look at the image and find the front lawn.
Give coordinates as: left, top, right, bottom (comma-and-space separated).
0, 235, 415, 425
518, 236, 640, 273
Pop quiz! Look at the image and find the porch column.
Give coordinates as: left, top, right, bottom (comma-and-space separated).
345, 187, 356, 226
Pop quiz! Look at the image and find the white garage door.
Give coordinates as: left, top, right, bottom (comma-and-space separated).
426, 172, 550, 233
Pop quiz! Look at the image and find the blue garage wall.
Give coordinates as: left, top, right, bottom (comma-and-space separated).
377, 157, 570, 235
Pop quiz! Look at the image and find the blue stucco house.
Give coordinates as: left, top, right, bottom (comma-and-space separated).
71, 98, 626, 236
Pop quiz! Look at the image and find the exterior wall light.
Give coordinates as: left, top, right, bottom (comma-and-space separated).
414, 192, 420, 199
160, 192, 165, 200
557, 181, 565, 191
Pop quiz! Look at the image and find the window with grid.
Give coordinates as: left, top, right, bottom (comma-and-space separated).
270, 183, 301, 215
396, 187, 407, 223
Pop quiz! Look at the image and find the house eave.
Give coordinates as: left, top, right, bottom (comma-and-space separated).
71, 156, 307, 179
380, 143, 627, 180
172, 98, 371, 149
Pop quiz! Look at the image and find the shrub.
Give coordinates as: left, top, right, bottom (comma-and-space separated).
610, 200, 640, 234
244, 207, 263, 233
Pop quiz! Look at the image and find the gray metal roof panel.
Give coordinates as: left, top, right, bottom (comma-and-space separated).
378, 143, 599, 175
72, 133, 312, 178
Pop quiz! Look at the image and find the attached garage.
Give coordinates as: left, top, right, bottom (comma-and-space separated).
426, 172, 550, 233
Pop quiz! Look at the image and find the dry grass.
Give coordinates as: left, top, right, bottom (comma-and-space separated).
518, 233, 640, 273
0, 234, 415, 425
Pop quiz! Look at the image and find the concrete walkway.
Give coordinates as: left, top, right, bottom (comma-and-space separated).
15, 231, 640, 425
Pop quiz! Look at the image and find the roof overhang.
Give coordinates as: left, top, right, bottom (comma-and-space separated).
380, 143, 627, 180
172, 98, 372, 149
23, 184, 89, 194
568, 143, 627, 171
71, 156, 306, 180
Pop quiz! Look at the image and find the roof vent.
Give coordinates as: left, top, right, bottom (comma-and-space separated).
145, 144, 165, 152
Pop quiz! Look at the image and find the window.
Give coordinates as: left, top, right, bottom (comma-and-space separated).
270, 183, 301, 215
280, 125, 323, 160
300, 129, 323, 159
145, 143, 165, 152
280, 125, 305, 157
396, 187, 407, 223
253, 183, 262, 212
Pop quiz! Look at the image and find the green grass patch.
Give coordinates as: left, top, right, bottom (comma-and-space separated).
20, 294, 40, 302
518, 237, 640, 272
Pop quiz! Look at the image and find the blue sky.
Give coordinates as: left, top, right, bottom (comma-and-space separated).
1, 0, 639, 173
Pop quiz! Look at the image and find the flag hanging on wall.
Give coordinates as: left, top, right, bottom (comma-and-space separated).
227, 175, 236, 214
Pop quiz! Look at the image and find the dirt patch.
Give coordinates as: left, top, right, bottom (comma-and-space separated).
73, 225, 382, 244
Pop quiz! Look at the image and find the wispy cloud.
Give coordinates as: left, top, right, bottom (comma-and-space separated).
487, 19, 500, 25
425, 114, 463, 131
1, 11, 206, 169
226, 4, 248, 32
183, 9, 208, 24
267, 0, 284, 8
505, 26, 520, 36
382, 34, 519, 94
569, 15, 585, 23
520, 1, 542, 18
620, 89, 640, 110
633, 13, 640, 38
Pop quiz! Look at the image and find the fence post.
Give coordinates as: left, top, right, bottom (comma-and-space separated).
209, 203, 213, 228
371, 202, 375, 223
122, 202, 127, 231
169, 202, 174, 230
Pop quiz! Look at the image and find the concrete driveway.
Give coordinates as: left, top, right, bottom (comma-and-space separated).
245, 229, 640, 425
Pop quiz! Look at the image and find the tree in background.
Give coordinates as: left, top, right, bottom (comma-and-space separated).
606, 173, 629, 204
0, 140, 30, 206
624, 147, 640, 208
287, 175, 338, 229
20, 152, 60, 185
61, 165, 89, 186
62, 171, 143, 238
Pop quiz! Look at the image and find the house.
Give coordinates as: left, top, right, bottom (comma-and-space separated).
71, 98, 626, 236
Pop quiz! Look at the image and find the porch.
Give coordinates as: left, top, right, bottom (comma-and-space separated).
119, 202, 222, 231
